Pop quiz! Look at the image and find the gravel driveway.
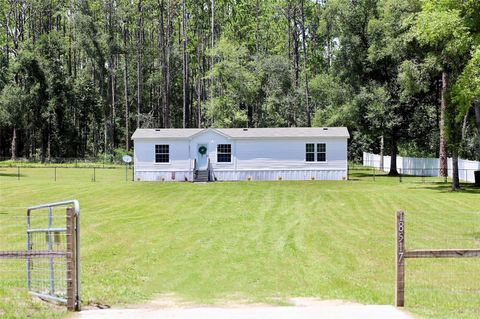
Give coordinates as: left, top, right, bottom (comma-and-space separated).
72, 298, 415, 319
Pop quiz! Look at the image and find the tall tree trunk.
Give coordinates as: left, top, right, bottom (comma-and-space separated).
68, 23, 72, 77
292, 15, 299, 87
474, 101, 480, 139
461, 111, 469, 140
27, 129, 33, 158
104, 122, 108, 162
107, 0, 115, 155
255, 0, 260, 55
158, 0, 165, 125
300, 0, 310, 126
137, 0, 144, 129
211, 0, 215, 54
166, 3, 172, 128
388, 135, 399, 176
123, 23, 130, 150
287, 6, 291, 62
11, 127, 17, 160
47, 123, 51, 162
159, 0, 171, 128
182, 0, 189, 128
5, 8, 9, 64
111, 57, 116, 151
253, 0, 260, 126
439, 71, 448, 177
451, 152, 460, 190
380, 135, 384, 171
326, 22, 332, 69
210, 0, 215, 109
196, 27, 202, 128
158, 0, 166, 127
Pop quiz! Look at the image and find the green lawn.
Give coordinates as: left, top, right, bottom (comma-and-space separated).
0, 167, 479, 319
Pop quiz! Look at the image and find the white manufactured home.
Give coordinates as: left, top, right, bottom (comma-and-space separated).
132, 127, 349, 182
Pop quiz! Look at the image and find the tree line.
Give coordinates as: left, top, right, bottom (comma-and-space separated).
0, 0, 479, 189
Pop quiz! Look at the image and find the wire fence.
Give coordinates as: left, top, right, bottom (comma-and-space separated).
0, 162, 478, 184
0, 156, 128, 167
0, 165, 477, 184
397, 211, 480, 315
0, 204, 79, 311
0, 165, 134, 183
405, 211, 480, 251
0, 206, 27, 306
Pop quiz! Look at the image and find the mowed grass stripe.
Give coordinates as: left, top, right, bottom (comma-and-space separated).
0, 169, 479, 318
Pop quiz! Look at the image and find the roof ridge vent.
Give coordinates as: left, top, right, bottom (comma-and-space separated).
323, 127, 328, 130
155, 129, 161, 131
243, 128, 248, 131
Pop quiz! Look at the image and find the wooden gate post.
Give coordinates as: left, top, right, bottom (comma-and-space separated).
66, 207, 77, 311
396, 210, 405, 307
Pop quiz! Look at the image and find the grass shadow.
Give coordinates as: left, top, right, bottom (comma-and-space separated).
347, 173, 394, 181
409, 183, 480, 194
0, 173, 26, 178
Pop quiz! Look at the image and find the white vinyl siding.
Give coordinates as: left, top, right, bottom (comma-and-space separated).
133, 130, 348, 181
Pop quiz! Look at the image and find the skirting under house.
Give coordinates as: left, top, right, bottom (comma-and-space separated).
132, 127, 349, 182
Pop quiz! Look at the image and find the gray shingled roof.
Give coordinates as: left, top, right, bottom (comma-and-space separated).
131, 127, 349, 139
216, 127, 349, 138
131, 129, 204, 139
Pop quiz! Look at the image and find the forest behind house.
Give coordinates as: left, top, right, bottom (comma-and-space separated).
1, 0, 480, 188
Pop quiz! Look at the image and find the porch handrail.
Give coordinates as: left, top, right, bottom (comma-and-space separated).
193, 158, 197, 179
207, 157, 211, 181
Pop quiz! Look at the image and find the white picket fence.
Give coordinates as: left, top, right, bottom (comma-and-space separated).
363, 152, 480, 183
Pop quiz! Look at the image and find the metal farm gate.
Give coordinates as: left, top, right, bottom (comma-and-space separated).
0, 200, 80, 311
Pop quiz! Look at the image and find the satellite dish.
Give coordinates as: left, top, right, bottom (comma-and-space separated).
122, 155, 133, 163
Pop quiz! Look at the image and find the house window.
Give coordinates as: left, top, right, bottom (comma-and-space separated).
306, 143, 326, 162
217, 144, 232, 163
317, 143, 326, 162
155, 144, 169, 163
306, 143, 315, 162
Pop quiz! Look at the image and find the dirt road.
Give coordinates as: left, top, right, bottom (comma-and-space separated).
73, 298, 415, 319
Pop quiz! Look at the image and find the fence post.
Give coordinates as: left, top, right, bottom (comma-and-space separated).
422, 169, 425, 184
399, 169, 402, 183
48, 207, 54, 294
373, 166, 376, 181
66, 207, 77, 311
396, 210, 405, 307
93, 167, 96, 182
54, 167, 57, 182
26, 210, 31, 289
17, 166, 20, 180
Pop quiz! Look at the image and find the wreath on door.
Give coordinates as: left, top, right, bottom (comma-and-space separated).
198, 145, 207, 155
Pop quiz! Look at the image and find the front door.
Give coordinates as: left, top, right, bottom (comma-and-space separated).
196, 144, 208, 169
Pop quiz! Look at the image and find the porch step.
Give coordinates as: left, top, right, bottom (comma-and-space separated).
194, 170, 209, 182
